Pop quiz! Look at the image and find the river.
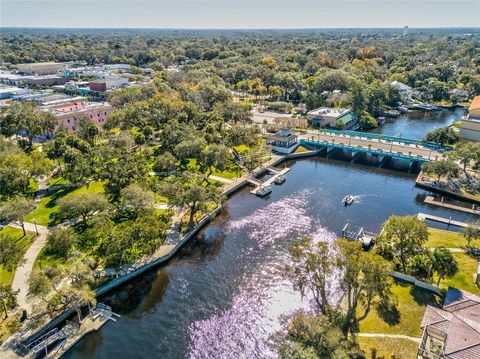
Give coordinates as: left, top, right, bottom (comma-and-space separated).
65, 109, 468, 359
371, 107, 465, 139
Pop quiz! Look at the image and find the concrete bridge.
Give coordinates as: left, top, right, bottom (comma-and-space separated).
298, 129, 448, 163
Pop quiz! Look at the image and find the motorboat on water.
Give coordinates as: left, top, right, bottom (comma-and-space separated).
342, 195, 354, 206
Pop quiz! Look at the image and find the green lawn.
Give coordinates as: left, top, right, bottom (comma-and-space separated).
359, 281, 441, 337
358, 337, 418, 359
433, 252, 480, 295
33, 246, 66, 270
425, 228, 479, 248
24, 181, 105, 226
0, 227, 36, 287
293, 145, 312, 154
233, 144, 251, 154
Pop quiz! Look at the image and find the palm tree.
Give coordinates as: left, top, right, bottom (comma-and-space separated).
431, 247, 457, 286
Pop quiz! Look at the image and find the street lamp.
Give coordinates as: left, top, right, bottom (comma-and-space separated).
34, 219, 38, 235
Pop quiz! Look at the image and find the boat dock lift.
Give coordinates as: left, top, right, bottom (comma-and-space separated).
247, 166, 291, 196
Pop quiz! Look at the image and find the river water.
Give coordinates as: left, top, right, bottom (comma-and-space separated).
371, 107, 465, 139
66, 109, 468, 359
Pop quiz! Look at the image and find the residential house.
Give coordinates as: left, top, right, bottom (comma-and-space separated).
391, 80, 414, 103
418, 287, 480, 358
459, 96, 480, 141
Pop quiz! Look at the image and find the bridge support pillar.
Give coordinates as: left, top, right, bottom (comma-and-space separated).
379, 156, 389, 168
408, 160, 416, 173
351, 151, 362, 164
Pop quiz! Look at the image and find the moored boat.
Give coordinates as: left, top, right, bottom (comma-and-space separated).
274, 174, 286, 185
256, 185, 272, 197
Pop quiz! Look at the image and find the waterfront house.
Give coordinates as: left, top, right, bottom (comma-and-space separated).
459, 96, 480, 141
391, 80, 414, 103
417, 287, 480, 358
267, 128, 298, 154
306, 107, 358, 130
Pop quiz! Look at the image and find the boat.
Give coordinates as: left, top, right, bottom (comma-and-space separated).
256, 185, 272, 197
413, 103, 437, 111
342, 195, 354, 206
397, 105, 408, 113
384, 109, 401, 117
274, 174, 286, 185
377, 116, 386, 125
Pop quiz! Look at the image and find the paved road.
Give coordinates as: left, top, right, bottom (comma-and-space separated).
299, 131, 443, 160
10, 222, 50, 313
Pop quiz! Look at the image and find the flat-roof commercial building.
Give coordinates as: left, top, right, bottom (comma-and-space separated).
14, 62, 66, 75
0, 73, 68, 87
307, 107, 358, 130
459, 96, 480, 141
42, 100, 114, 132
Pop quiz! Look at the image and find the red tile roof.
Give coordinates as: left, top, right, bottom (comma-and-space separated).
469, 96, 480, 111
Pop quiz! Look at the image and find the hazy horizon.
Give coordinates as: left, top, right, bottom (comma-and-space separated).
1, 1, 479, 29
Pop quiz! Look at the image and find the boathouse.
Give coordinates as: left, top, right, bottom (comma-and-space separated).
268, 128, 298, 154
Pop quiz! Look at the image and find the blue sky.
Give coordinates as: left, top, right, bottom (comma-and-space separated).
1, 1, 479, 29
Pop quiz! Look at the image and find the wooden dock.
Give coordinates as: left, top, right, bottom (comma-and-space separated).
423, 196, 480, 215
248, 167, 291, 195
417, 213, 470, 228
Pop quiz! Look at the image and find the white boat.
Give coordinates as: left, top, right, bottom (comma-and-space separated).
342, 195, 354, 206
256, 185, 272, 197
274, 174, 286, 185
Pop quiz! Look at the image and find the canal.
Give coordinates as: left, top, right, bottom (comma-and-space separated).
65, 152, 473, 358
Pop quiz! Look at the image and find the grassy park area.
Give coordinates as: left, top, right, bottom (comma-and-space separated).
358, 337, 419, 359
293, 145, 312, 154
424, 227, 478, 248
24, 181, 106, 226
433, 252, 480, 295
0, 227, 37, 287
359, 281, 441, 337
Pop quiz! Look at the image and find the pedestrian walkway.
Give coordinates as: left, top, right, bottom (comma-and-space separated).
10, 222, 50, 313
209, 175, 234, 184
357, 333, 421, 343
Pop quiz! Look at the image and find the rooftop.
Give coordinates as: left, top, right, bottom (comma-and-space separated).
307, 107, 350, 118
469, 96, 480, 111
42, 100, 112, 116
391, 80, 412, 91
420, 287, 480, 358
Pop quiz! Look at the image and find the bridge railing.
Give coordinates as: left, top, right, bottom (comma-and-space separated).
300, 139, 433, 163
316, 128, 452, 152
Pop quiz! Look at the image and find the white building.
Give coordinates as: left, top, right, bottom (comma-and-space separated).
267, 128, 298, 154
459, 96, 480, 141
391, 80, 414, 103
